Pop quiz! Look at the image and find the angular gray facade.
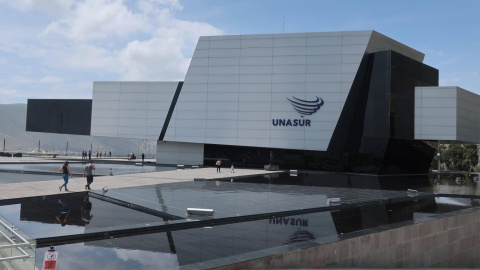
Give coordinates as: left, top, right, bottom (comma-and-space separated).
26, 30, 480, 173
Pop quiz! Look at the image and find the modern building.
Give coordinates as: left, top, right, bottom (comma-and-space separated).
26, 30, 480, 173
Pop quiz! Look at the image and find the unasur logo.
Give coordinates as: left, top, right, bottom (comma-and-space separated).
272, 96, 324, 127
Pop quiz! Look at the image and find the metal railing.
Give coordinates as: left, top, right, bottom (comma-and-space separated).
0, 219, 33, 262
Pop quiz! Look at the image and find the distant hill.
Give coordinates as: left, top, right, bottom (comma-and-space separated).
0, 104, 155, 156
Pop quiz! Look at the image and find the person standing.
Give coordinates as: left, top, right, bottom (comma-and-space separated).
231, 162, 235, 173
58, 161, 71, 191
142, 153, 145, 163
216, 159, 222, 173
88, 150, 91, 160
99, 151, 102, 158
109, 168, 113, 176
109, 151, 111, 157
83, 160, 95, 190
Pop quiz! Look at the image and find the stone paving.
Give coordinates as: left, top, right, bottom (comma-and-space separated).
0, 162, 281, 200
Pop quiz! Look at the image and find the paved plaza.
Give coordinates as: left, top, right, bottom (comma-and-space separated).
0, 156, 281, 200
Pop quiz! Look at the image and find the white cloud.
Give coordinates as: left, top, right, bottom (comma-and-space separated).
423, 48, 444, 56
439, 76, 463, 87
42, 0, 146, 42
118, 37, 190, 80
452, 77, 462, 83
11, 76, 34, 84
38, 0, 223, 81
115, 249, 179, 269
10, 75, 62, 84
138, 0, 183, 14
0, 87, 18, 97
116, 20, 222, 80
39, 76, 63, 84
0, 0, 223, 103
0, 0, 73, 15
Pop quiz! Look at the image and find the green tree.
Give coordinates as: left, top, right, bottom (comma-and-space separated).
441, 144, 478, 172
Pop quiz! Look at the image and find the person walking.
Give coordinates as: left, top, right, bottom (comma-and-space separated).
83, 160, 95, 190
231, 162, 235, 173
216, 159, 222, 173
58, 161, 71, 191
142, 153, 145, 163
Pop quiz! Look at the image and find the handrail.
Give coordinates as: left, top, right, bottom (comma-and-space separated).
0, 230, 30, 261
0, 254, 31, 262
0, 219, 33, 262
0, 243, 31, 249
0, 219, 30, 244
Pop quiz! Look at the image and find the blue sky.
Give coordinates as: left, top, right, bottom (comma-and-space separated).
0, 0, 479, 103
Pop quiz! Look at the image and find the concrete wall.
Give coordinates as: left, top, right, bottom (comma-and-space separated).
156, 141, 203, 165
415, 86, 480, 143
213, 208, 480, 269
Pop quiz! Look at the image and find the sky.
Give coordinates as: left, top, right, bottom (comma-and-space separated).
0, 0, 479, 104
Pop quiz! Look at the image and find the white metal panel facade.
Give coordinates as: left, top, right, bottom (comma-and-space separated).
91, 81, 179, 140
166, 31, 424, 151
166, 31, 370, 150
415, 86, 480, 143
90, 31, 431, 153
156, 141, 204, 165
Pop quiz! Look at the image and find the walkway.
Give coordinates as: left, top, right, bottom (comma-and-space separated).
0, 167, 281, 200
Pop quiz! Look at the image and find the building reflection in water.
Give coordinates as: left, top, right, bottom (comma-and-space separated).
0, 172, 477, 269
